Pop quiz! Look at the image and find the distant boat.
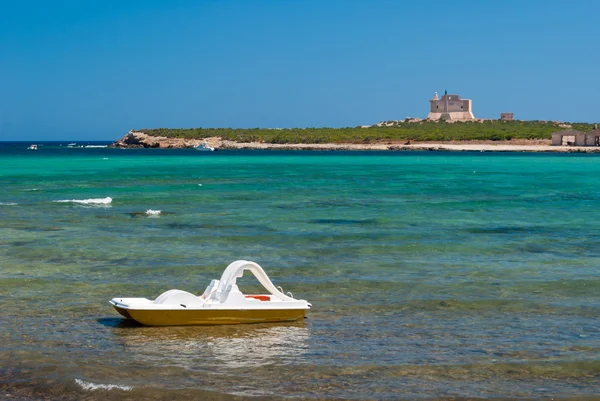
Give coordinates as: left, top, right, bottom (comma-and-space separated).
195, 141, 216, 152
27, 144, 38, 150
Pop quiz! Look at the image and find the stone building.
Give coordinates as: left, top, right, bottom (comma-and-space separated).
427, 91, 475, 121
551, 129, 593, 146
584, 129, 600, 146
500, 112, 514, 121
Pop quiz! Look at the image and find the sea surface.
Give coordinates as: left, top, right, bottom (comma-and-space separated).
0, 141, 599, 400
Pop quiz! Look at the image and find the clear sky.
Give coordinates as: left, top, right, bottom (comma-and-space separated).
1, 0, 598, 141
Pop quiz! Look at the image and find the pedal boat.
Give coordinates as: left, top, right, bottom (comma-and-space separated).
109, 260, 311, 326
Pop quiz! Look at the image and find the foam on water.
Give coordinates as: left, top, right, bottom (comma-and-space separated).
54, 197, 113, 205
146, 209, 161, 216
0, 202, 18, 206
75, 378, 132, 392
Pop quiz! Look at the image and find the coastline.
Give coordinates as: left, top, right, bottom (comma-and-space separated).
110, 132, 600, 153
219, 140, 600, 153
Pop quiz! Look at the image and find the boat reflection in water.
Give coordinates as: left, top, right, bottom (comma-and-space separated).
108, 320, 310, 370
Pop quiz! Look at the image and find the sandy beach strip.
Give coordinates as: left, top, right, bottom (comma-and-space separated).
219, 140, 600, 153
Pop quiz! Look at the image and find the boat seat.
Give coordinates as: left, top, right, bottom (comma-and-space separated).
245, 295, 270, 301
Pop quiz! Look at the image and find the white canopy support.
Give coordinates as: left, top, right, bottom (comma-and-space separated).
216, 260, 296, 301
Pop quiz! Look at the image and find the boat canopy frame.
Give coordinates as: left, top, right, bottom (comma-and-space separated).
209, 260, 296, 302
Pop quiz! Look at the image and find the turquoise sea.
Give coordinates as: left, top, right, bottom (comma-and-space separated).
1, 141, 599, 400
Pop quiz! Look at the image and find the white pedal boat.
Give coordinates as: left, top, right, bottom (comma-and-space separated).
110, 260, 311, 326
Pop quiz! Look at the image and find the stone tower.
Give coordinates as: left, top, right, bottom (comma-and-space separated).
427, 91, 475, 121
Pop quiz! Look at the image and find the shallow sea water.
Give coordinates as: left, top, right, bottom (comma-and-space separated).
0, 142, 599, 400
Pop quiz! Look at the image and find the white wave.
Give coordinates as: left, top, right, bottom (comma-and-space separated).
146, 209, 161, 216
198, 184, 203, 186
24, 188, 40, 191
102, 158, 109, 160
0, 202, 17, 206
54, 197, 113, 205
84, 145, 108, 148
75, 378, 132, 392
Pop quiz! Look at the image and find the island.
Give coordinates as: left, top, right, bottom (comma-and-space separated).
110, 120, 600, 152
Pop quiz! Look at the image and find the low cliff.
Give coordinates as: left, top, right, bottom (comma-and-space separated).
110, 131, 220, 149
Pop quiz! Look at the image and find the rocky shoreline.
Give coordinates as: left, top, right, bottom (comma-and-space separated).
110, 131, 600, 153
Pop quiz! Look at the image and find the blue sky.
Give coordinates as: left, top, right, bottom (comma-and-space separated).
1, 0, 598, 140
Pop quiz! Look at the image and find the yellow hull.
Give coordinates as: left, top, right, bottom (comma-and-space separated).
113, 305, 307, 326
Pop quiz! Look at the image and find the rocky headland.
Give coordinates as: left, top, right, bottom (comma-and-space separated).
110, 131, 218, 149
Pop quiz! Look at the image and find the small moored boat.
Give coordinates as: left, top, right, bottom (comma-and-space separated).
195, 141, 216, 151
27, 144, 38, 150
110, 260, 311, 326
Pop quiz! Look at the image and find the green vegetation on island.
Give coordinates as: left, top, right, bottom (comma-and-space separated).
140, 121, 598, 144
